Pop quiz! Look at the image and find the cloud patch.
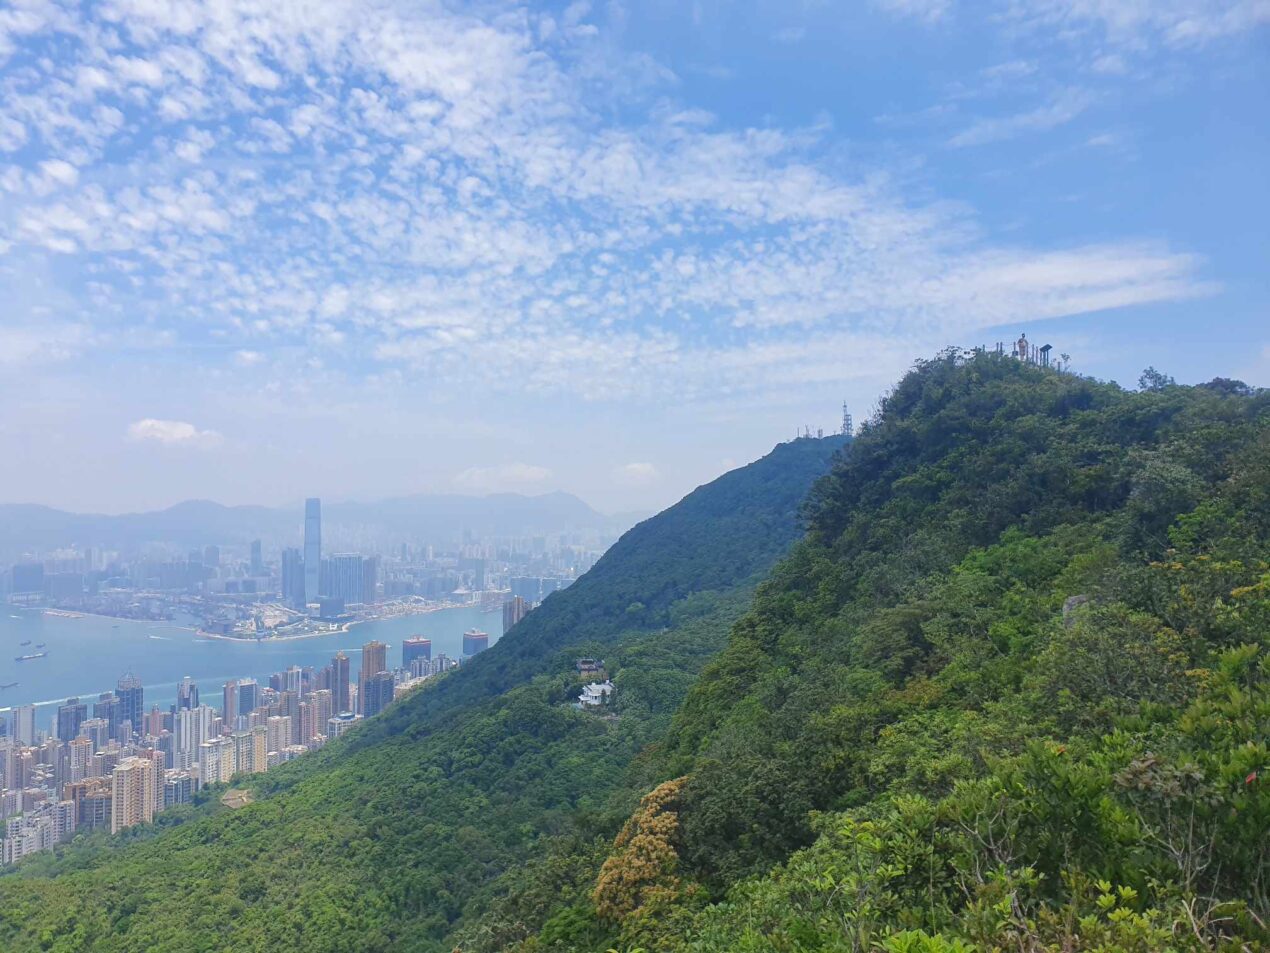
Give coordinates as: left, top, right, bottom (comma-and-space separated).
452, 463, 553, 493
126, 418, 223, 448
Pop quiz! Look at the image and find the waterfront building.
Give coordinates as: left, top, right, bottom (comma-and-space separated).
462, 628, 490, 657
402, 636, 431, 668
281, 547, 305, 610
303, 498, 321, 605
330, 554, 365, 605
111, 756, 156, 833
361, 556, 379, 605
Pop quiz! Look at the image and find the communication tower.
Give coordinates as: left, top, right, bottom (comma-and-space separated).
841, 402, 853, 437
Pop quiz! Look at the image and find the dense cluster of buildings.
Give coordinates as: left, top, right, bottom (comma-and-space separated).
0, 632, 490, 867
1, 497, 589, 633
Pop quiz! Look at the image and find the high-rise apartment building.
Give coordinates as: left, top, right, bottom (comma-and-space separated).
67, 737, 93, 783
93, 693, 120, 740
237, 678, 260, 716
111, 756, 156, 834
250, 539, 264, 576
303, 497, 321, 605
330, 553, 365, 605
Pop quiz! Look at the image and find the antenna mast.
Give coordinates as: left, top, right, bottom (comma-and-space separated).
841, 402, 853, 437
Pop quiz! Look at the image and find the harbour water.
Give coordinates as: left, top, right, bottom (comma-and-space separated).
0, 605, 503, 730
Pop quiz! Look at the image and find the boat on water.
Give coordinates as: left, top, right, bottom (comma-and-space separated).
0, 682, 17, 689
14, 652, 47, 662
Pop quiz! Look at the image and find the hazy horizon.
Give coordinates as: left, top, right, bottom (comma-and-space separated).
1, 1, 1265, 515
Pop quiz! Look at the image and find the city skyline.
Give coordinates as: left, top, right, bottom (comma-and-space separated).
0, 2, 1265, 515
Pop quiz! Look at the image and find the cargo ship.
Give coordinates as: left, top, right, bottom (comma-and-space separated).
14, 652, 47, 662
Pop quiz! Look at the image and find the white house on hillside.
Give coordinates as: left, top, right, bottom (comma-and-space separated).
578, 680, 614, 709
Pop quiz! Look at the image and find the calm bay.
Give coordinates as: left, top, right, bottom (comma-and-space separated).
0, 604, 503, 730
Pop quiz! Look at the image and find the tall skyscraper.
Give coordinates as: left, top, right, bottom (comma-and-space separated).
362, 671, 395, 718
358, 641, 387, 714
237, 678, 260, 716
175, 676, 200, 711
402, 637, 432, 668
111, 756, 156, 833
115, 673, 144, 738
11, 704, 35, 745
361, 555, 379, 606
281, 547, 305, 609
56, 698, 87, 742
93, 693, 120, 740
331, 652, 351, 715
502, 596, 529, 632
250, 539, 264, 576
331, 554, 365, 605
303, 497, 321, 605
462, 629, 490, 657
222, 680, 239, 727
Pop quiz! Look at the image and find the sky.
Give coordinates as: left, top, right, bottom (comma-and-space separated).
0, 0, 1266, 516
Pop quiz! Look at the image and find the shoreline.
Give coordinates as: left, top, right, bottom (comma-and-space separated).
194, 600, 470, 643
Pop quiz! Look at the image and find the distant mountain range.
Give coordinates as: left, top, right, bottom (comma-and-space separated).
0, 492, 619, 558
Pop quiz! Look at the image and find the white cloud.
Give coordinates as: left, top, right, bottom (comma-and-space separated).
612, 462, 660, 486
233, 349, 264, 366
773, 26, 806, 43
126, 418, 223, 448
949, 88, 1093, 146
452, 462, 553, 493
875, 0, 952, 23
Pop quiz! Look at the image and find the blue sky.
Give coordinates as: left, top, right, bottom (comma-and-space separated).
0, 0, 1265, 515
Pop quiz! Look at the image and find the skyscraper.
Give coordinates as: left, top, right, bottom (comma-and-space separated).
462, 629, 490, 657
402, 637, 431, 668
250, 539, 264, 576
331, 652, 351, 715
11, 704, 35, 745
361, 555, 379, 605
222, 680, 239, 728
303, 497, 321, 605
115, 674, 144, 738
281, 547, 305, 609
111, 756, 156, 833
175, 676, 199, 711
56, 698, 87, 742
237, 678, 260, 716
331, 554, 364, 605
502, 596, 529, 632
358, 641, 387, 714
362, 671, 395, 718
93, 693, 120, 740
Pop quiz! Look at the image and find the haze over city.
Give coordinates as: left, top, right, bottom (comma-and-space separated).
1, 1, 1266, 515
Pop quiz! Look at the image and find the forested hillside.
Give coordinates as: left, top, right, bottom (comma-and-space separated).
479, 352, 1269, 952
0, 434, 847, 951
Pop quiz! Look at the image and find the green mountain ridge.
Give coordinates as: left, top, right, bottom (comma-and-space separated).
488, 352, 1269, 952
0, 433, 848, 951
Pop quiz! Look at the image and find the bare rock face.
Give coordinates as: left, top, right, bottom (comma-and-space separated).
1062, 594, 1090, 628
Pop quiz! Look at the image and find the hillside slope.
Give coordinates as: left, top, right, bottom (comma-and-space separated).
501, 352, 1269, 952
0, 434, 847, 952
